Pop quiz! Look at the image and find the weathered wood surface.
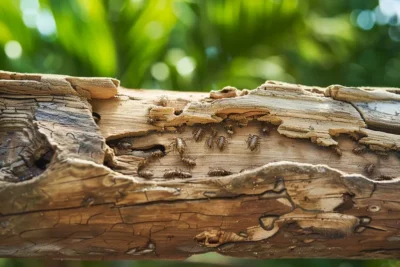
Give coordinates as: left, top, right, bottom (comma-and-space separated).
0, 70, 399, 260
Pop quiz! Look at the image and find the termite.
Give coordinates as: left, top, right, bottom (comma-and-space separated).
224, 123, 234, 135
181, 156, 196, 167
192, 128, 205, 142
208, 167, 232, 176
364, 163, 375, 175
353, 145, 367, 155
210, 127, 218, 137
216, 136, 228, 151
377, 175, 394, 181
333, 146, 342, 156
138, 170, 154, 179
151, 150, 165, 159
172, 137, 186, 156
246, 134, 260, 151
206, 135, 214, 149
163, 169, 192, 178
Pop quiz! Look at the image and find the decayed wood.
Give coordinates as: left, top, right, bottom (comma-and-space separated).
0, 71, 400, 260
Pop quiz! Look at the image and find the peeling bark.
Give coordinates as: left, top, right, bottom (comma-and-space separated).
0, 71, 399, 260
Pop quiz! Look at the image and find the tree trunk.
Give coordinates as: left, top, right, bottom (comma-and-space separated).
0, 70, 399, 260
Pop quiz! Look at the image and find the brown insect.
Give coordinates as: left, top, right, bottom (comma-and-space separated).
224, 123, 234, 135
163, 169, 192, 178
353, 145, 367, 155
210, 127, 218, 137
216, 136, 228, 151
246, 134, 260, 151
138, 170, 154, 179
181, 156, 196, 167
137, 158, 148, 170
206, 135, 214, 149
376, 175, 394, 181
151, 150, 165, 159
364, 163, 375, 175
208, 167, 232, 176
172, 137, 186, 156
192, 128, 205, 142
333, 146, 342, 156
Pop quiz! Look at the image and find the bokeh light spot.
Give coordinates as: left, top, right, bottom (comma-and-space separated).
379, 0, 399, 18
176, 57, 196, 76
20, 0, 40, 28
20, 0, 39, 12
22, 10, 39, 28
374, 6, 391, 25
166, 48, 185, 65
36, 9, 57, 36
205, 46, 219, 59
4, 40, 22, 59
151, 62, 170, 81
357, 10, 376, 30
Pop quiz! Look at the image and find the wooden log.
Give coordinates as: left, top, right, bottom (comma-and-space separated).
0, 71, 399, 260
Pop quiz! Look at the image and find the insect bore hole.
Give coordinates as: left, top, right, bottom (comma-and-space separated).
92, 112, 101, 123
34, 150, 54, 170
174, 110, 183, 116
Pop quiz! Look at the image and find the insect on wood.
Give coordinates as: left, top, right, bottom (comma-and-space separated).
224, 122, 234, 135
246, 134, 260, 151
208, 167, 233, 177
333, 146, 342, 156
151, 150, 165, 159
216, 136, 228, 151
364, 163, 375, 175
163, 169, 192, 178
172, 137, 187, 156
353, 145, 367, 155
181, 156, 196, 167
376, 175, 394, 181
192, 128, 205, 142
206, 135, 214, 149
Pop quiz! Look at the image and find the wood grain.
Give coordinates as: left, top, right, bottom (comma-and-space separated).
0, 71, 399, 260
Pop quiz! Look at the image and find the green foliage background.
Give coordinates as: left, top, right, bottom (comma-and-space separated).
2, 0, 400, 91
0, 0, 400, 266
